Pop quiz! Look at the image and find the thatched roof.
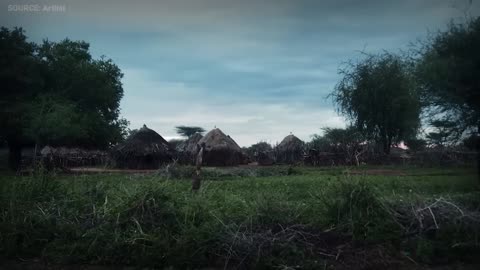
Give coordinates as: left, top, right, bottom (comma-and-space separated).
277, 134, 304, 152
275, 134, 304, 164
197, 128, 245, 166
199, 128, 241, 152
115, 125, 170, 154
111, 125, 172, 169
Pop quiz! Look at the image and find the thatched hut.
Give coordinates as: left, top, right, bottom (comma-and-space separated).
197, 128, 245, 166
175, 132, 203, 164
275, 134, 304, 164
111, 125, 173, 169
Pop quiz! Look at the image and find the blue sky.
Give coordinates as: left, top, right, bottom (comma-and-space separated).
2, 0, 479, 146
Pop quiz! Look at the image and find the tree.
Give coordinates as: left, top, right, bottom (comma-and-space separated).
0, 27, 43, 171
36, 39, 128, 148
245, 141, 273, 160
416, 17, 480, 138
330, 52, 421, 154
425, 120, 459, 147
0, 28, 128, 171
416, 18, 480, 179
309, 127, 365, 165
175, 126, 205, 138
404, 138, 427, 152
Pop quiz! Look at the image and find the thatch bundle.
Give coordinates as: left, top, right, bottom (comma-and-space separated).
175, 132, 203, 164
197, 128, 246, 166
275, 134, 304, 164
111, 125, 173, 169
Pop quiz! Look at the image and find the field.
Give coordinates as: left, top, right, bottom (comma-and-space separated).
0, 165, 479, 269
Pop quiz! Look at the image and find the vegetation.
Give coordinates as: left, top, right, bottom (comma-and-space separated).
310, 127, 365, 162
0, 27, 127, 171
0, 166, 478, 269
175, 126, 206, 138
331, 52, 421, 154
416, 18, 480, 140
1, 13, 479, 270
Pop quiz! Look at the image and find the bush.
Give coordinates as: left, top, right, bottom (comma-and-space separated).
318, 177, 402, 242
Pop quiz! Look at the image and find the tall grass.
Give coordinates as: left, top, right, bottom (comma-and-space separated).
0, 166, 478, 268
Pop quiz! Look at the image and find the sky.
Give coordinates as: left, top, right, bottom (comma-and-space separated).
2, 0, 480, 146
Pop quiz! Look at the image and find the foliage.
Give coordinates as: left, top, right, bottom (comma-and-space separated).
0, 27, 128, 170
175, 126, 206, 138
309, 127, 366, 164
425, 119, 460, 147
416, 17, 480, 137
404, 138, 427, 152
462, 134, 479, 151
0, 27, 43, 170
331, 52, 421, 154
244, 141, 273, 159
35, 39, 128, 147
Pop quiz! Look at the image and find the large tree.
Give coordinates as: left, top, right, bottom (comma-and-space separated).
0, 28, 128, 171
331, 53, 421, 154
416, 17, 480, 143
0, 27, 43, 170
416, 17, 480, 181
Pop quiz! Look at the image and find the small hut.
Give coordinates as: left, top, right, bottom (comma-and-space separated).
197, 128, 245, 166
111, 125, 172, 169
275, 134, 304, 164
176, 132, 203, 164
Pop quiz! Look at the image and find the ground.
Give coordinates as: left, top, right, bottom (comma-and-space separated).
0, 165, 479, 269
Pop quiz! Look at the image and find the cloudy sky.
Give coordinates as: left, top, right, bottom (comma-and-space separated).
2, 0, 479, 146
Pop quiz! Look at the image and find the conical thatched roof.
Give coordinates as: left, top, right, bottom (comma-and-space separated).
197, 128, 245, 166
111, 125, 172, 169
277, 134, 304, 151
275, 134, 304, 164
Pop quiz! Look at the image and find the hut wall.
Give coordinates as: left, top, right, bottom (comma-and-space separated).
113, 153, 171, 169
202, 149, 243, 166
275, 149, 303, 164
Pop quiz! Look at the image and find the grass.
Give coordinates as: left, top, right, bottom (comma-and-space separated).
0, 165, 479, 269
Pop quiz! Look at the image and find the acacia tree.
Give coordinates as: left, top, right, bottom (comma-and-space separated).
330, 53, 421, 154
175, 126, 205, 138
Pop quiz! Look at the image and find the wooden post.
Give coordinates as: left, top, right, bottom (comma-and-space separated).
192, 143, 205, 192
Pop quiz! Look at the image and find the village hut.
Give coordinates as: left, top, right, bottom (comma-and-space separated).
111, 125, 173, 169
197, 128, 245, 166
175, 132, 204, 164
275, 134, 305, 164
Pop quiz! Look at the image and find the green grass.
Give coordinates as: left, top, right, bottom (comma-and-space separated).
0, 165, 479, 269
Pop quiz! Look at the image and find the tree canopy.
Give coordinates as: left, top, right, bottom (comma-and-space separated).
175, 126, 206, 138
330, 53, 421, 154
416, 17, 480, 139
0, 27, 128, 170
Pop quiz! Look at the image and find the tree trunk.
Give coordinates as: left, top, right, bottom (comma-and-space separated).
477, 124, 480, 185
8, 141, 22, 172
383, 140, 391, 155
